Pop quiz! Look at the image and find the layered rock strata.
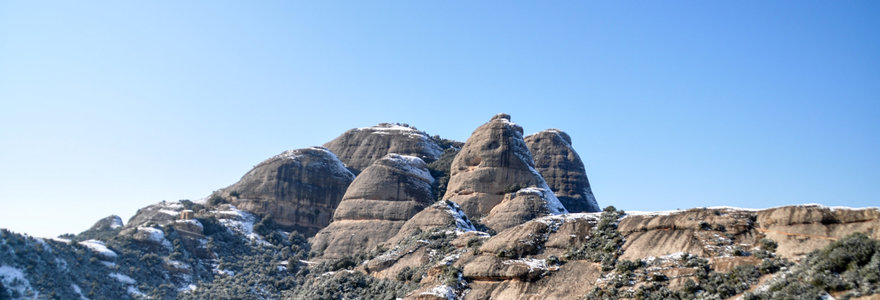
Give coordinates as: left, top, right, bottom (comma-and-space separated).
525, 129, 600, 213
216, 147, 355, 237
323, 123, 444, 173
310, 154, 436, 259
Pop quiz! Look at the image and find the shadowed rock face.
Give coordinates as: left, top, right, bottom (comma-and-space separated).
310, 154, 436, 259
323, 123, 444, 174
217, 147, 355, 237
442, 114, 567, 224
525, 129, 600, 213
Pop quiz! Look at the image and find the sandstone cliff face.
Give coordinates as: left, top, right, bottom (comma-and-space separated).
755, 205, 880, 259
524, 129, 599, 213
216, 147, 355, 237
310, 154, 436, 259
443, 114, 568, 228
483, 187, 564, 232
323, 123, 444, 173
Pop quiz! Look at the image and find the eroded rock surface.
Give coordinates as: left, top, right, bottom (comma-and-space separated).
442, 114, 567, 229
324, 123, 444, 173
310, 154, 436, 259
483, 187, 564, 232
525, 129, 599, 213
215, 147, 355, 237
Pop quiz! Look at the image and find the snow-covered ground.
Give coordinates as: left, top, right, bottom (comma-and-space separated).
0, 265, 36, 298
78, 240, 117, 259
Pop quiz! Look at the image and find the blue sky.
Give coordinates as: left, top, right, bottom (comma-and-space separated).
1, 1, 878, 237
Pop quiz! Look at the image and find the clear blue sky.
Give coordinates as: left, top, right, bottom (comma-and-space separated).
1, 1, 878, 237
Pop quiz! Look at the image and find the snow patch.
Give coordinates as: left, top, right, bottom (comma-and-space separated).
71, 283, 89, 300
109, 216, 123, 229
443, 201, 476, 233
502, 258, 548, 272
355, 123, 443, 158
382, 154, 434, 182
136, 227, 166, 244
263, 147, 354, 180
0, 265, 35, 298
211, 205, 269, 245
78, 240, 117, 258
421, 284, 456, 300
515, 186, 568, 215
127, 286, 147, 297
109, 272, 136, 284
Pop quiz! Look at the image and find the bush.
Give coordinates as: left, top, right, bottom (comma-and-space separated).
760, 238, 778, 252
564, 206, 625, 268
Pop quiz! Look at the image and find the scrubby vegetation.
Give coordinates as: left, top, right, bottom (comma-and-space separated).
565, 206, 626, 270
745, 233, 880, 300
427, 147, 459, 201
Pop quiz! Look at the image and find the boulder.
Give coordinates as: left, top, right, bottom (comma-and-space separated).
483, 187, 564, 232
323, 123, 444, 173
125, 200, 188, 229
216, 147, 355, 237
310, 154, 436, 259
525, 129, 600, 213
442, 113, 567, 226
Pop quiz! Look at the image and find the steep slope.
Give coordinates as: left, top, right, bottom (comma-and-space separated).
525, 129, 600, 213
213, 147, 355, 237
310, 154, 436, 259
323, 123, 445, 173
442, 113, 567, 231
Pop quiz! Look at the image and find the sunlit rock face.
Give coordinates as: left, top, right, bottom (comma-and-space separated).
310, 154, 436, 259
442, 113, 567, 230
216, 147, 355, 237
525, 129, 600, 213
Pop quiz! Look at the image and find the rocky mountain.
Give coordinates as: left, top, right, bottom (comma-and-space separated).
2, 114, 879, 300
310, 154, 436, 260
212, 147, 355, 237
323, 123, 445, 174
442, 114, 568, 232
525, 129, 600, 213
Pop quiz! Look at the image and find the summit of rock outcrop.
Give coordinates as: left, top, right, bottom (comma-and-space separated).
88, 215, 123, 232
310, 154, 437, 259
323, 123, 445, 173
442, 114, 567, 228
215, 147, 355, 237
525, 129, 600, 213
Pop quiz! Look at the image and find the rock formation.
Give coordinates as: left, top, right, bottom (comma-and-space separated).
482, 187, 564, 232
397, 205, 880, 299
525, 129, 600, 213
310, 154, 436, 259
215, 147, 355, 237
442, 113, 567, 230
87, 215, 123, 232
125, 200, 188, 229
323, 123, 445, 173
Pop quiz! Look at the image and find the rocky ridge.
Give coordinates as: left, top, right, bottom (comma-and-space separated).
525, 129, 600, 213
442, 114, 568, 231
324, 123, 445, 174
2, 114, 878, 300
